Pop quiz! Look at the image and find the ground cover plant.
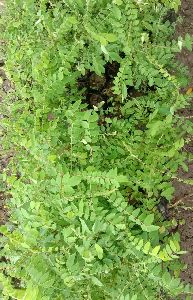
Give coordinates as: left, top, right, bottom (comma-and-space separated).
1, 0, 193, 299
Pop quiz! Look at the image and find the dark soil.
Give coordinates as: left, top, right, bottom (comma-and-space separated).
78, 65, 117, 109
171, 0, 193, 287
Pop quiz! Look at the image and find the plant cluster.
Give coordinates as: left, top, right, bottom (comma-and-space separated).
1, 0, 193, 299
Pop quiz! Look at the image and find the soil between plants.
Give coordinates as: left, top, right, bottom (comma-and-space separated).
0, 0, 6, 225
171, 0, 193, 286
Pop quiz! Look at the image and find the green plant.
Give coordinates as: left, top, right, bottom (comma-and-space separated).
1, 0, 193, 299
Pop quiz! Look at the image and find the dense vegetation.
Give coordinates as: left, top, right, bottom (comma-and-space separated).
1, 0, 193, 299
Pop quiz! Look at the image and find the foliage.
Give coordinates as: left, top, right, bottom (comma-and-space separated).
1, 0, 193, 299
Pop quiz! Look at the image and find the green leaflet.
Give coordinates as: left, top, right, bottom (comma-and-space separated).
95, 243, 103, 260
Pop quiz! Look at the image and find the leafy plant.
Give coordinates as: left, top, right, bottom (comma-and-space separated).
1, 0, 193, 299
